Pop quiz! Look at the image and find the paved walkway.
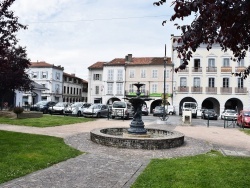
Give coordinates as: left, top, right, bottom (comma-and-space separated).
1, 117, 250, 188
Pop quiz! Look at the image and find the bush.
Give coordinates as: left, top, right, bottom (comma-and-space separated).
13, 107, 24, 118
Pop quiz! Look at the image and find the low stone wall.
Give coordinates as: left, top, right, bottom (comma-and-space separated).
18, 112, 43, 119
91, 127, 184, 150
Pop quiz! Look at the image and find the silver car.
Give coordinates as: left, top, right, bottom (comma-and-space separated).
49, 102, 70, 115
221, 109, 238, 120
83, 104, 109, 118
64, 102, 85, 116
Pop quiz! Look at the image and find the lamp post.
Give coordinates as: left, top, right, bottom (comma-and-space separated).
162, 44, 167, 121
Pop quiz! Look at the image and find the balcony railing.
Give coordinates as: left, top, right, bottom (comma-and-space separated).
206, 67, 217, 72
206, 87, 217, 93
220, 87, 232, 94
179, 67, 189, 73
191, 86, 202, 93
235, 87, 247, 93
221, 67, 232, 72
178, 86, 189, 92
235, 66, 246, 72
192, 67, 202, 72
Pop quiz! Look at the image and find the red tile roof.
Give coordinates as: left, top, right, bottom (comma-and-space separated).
30, 61, 64, 70
88, 61, 105, 69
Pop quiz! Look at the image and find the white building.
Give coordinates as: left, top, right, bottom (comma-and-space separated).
25, 61, 64, 104
171, 35, 250, 115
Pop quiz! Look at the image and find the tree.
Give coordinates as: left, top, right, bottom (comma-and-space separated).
154, 0, 250, 78
0, 0, 32, 107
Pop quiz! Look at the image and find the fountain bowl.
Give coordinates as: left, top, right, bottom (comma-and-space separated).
90, 127, 184, 150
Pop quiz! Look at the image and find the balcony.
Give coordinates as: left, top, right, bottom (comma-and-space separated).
192, 67, 202, 73
178, 86, 189, 93
235, 66, 246, 72
235, 87, 247, 94
220, 87, 232, 94
191, 86, 202, 93
221, 67, 232, 72
206, 87, 217, 94
178, 67, 189, 73
206, 67, 217, 73
125, 90, 149, 97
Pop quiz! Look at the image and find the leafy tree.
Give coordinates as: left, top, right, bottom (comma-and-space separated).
0, 0, 32, 108
154, 0, 250, 78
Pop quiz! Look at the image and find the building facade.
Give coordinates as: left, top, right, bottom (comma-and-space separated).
171, 35, 250, 115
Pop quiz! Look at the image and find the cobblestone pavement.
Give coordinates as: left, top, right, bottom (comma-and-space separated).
1, 118, 250, 188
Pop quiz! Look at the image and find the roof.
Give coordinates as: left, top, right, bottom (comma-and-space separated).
88, 61, 105, 69
30, 61, 64, 71
31, 81, 48, 90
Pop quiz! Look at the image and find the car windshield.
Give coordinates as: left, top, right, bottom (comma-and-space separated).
226, 110, 236, 113
155, 106, 163, 110
113, 102, 126, 108
89, 104, 101, 109
243, 111, 250, 116
36, 101, 48, 105
71, 102, 83, 107
55, 102, 66, 107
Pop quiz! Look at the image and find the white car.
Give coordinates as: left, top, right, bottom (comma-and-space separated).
49, 102, 70, 115
221, 109, 238, 120
64, 102, 85, 116
78, 103, 92, 116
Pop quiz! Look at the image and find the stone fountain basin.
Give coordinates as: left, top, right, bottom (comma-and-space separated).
90, 127, 184, 150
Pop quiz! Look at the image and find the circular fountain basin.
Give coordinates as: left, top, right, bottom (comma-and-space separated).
90, 127, 184, 150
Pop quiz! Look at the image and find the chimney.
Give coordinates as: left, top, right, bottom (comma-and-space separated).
128, 54, 132, 62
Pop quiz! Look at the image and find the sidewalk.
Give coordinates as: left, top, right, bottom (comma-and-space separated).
0, 118, 250, 188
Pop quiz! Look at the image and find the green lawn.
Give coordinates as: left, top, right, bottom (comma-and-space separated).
241, 128, 250, 135
0, 130, 82, 184
132, 150, 250, 188
0, 114, 95, 127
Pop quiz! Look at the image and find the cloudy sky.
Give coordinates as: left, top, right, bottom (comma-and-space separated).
11, 0, 191, 80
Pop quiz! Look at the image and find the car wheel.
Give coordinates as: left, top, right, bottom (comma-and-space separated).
145, 112, 148, 116
111, 116, 115, 119
97, 113, 101, 118
43, 109, 47, 114
169, 112, 172, 115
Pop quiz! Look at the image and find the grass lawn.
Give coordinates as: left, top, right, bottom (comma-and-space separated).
132, 150, 250, 188
0, 114, 95, 127
241, 128, 250, 135
0, 130, 82, 184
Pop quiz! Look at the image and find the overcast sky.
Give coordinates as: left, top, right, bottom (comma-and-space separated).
11, 0, 191, 80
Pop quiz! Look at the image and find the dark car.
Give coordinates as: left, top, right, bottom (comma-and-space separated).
153, 106, 164, 116
30, 101, 57, 114
201, 109, 218, 120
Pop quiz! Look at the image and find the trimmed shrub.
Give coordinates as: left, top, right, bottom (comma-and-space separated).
13, 107, 24, 118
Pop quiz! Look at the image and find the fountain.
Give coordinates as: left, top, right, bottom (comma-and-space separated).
90, 83, 184, 150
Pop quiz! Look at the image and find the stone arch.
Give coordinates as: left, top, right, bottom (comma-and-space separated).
223, 98, 243, 113
106, 97, 120, 105
179, 97, 197, 115
201, 97, 220, 114
150, 99, 162, 113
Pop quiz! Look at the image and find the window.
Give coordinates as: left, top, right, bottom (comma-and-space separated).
208, 58, 215, 67
95, 86, 100, 94
180, 77, 187, 87
141, 69, 146, 78
194, 77, 200, 87
152, 70, 158, 78
165, 70, 170, 79
56, 72, 60, 80
223, 78, 229, 88
108, 69, 114, 81
152, 84, 157, 93
238, 78, 244, 88
223, 58, 230, 67
129, 84, 134, 92
163, 83, 169, 93
64, 86, 66, 94
55, 84, 59, 93
194, 59, 200, 69
117, 83, 123, 95
93, 74, 102, 81
42, 71, 48, 79
141, 85, 146, 93
117, 69, 123, 81
208, 78, 215, 87
238, 59, 245, 67
129, 70, 135, 78
32, 72, 38, 78
107, 83, 113, 94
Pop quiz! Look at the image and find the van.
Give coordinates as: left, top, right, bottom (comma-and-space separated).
165, 105, 176, 115
111, 101, 134, 119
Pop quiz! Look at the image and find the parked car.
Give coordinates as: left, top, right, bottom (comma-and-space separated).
153, 106, 164, 116
201, 109, 218, 120
83, 104, 109, 118
64, 102, 85, 116
30, 101, 57, 114
49, 102, 70, 115
237, 110, 250, 128
142, 105, 149, 116
166, 105, 176, 115
197, 108, 205, 117
111, 101, 134, 119
78, 103, 92, 115
221, 109, 238, 120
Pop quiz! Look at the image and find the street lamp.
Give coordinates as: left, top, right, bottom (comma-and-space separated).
162, 44, 167, 121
